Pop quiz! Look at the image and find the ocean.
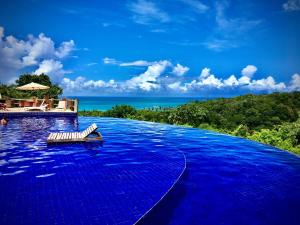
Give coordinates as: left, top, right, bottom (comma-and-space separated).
70, 97, 210, 111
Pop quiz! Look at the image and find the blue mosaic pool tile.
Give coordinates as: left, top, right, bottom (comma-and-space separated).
0, 116, 186, 225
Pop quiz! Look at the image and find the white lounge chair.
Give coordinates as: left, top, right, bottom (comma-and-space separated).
25, 100, 48, 112
47, 123, 103, 144
56, 100, 66, 110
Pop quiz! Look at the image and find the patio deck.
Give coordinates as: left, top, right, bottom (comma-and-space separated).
0, 98, 78, 117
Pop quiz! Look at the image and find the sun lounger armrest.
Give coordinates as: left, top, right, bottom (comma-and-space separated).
81, 123, 97, 138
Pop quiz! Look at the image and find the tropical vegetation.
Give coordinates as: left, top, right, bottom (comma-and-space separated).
79, 92, 300, 154
0, 74, 62, 99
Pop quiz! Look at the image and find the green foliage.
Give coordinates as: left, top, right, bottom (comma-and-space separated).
79, 110, 104, 117
79, 92, 300, 154
168, 103, 208, 127
231, 124, 251, 137
102, 105, 137, 118
0, 73, 62, 99
246, 119, 300, 154
16, 74, 52, 86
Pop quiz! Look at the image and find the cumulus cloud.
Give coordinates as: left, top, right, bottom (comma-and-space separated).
124, 60, 171, 91
199, 67, 210, 79
34, 59, 69, 81
224, 75, 239, 86
241, 65, 257, 77
128, 0, 170, 25
288, 73, 300, 91
170, 66, 289, 93
73, 60, 300, 96
168, 81, 182, 90
0, 26, 74, 83
238, 65, 257, 85
61, 76, 118, 94
59, 61, 299, 95
283, 0, 300, 11
172, 63, 189, 76
249, 76, 286, 91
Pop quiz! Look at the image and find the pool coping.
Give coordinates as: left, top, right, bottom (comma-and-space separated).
0, 111, 77, 117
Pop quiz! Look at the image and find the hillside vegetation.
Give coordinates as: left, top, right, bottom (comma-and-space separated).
79, 92, 300, 154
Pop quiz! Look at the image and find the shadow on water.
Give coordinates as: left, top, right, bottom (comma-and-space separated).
137, 169, 189, 225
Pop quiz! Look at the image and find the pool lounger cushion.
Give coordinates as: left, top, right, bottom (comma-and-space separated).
47, 123, 102, 143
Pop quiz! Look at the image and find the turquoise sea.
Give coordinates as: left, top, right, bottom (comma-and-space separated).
71, 97, 210, 111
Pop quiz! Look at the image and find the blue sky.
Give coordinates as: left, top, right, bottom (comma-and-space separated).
0, 0, 300, 96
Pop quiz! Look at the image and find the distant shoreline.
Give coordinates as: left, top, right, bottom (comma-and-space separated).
73, 96, 215, 111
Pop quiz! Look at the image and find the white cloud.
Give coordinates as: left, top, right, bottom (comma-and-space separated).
59, 61, 298, 95
241, 65, 257, 77
180, 0, 209, 13
61, 76, 118, 93
168, 81, 182, 90
22, 33, 55, 66
283, 0, 300, 11
103, 57, 119, 65
61, 76, 86, 91
172, 63, 189, 76
288, 73, 300, 91
0, 27, 4, 39
22, 34, 74, 66
120, 60, 154, 67
103, 58, 154, 67
55, 40, 75, 58
128, 0, 170, 25
238, 65, 257, 85
34, 59, 69, 82
238, 76, 251, 85
200, 74, 223, 88
124, 60, 171, 91
166, 66, 289, 93
224, 75, 239, 86
249, 76, 286, 91
0, 26, 74, 83
199, 67, 210, 79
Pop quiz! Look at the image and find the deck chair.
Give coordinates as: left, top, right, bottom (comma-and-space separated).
47, 123, 103, 144
25, 100, 48, 112
56, 100, 66, 110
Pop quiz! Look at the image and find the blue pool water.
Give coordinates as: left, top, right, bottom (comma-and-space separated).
1, 116, 300, 225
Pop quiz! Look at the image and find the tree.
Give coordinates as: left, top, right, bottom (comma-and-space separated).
103, 105, 137, 118
5, 73, 63, 99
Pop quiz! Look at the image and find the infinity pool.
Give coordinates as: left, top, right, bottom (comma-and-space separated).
1, 116, 300, 225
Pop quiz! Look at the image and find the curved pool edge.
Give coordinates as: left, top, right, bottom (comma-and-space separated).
134, 151, 187, 225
